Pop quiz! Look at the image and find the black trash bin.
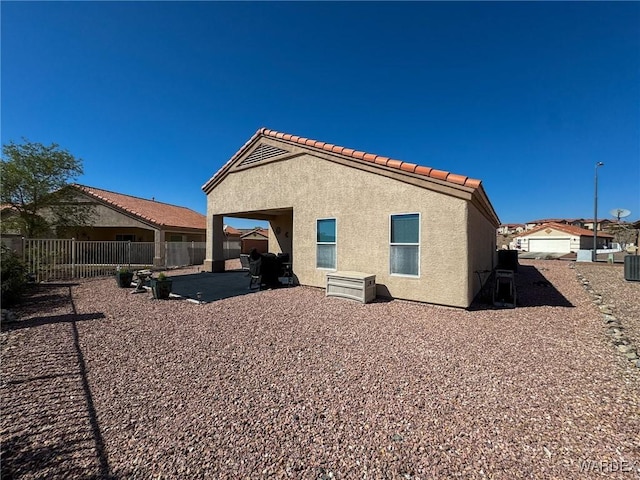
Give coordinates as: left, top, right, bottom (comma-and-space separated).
497, 250, 519, 272
260, 253, 280, 288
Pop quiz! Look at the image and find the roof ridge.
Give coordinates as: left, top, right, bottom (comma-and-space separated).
257, 127, 482, 189
73, 183, 197, 211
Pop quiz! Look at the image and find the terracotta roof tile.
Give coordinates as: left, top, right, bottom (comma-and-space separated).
74, 184, 205, 230
240, 227, 269, 239
259, 128, 483, 189
386, 159, 403, 169
224, 225, 241, 236
202, 128, 485, 193
430, 169, 449, 181
413, 165, 433, 176
446, 173, 468, 186
465, 178, 482, 189
400, 162, 418, 173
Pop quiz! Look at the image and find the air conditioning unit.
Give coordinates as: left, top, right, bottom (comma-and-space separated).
326, 271, 376, 303
624, 255, 640, 282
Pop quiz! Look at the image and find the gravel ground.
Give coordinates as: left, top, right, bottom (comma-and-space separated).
574, 261, 640, 361
2, 259, 639, 479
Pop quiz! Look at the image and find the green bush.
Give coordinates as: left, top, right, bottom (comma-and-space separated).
1, 244, 27, 307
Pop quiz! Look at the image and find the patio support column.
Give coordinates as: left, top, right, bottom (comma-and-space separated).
153, 229, 166, 267
204, 214, 225, 272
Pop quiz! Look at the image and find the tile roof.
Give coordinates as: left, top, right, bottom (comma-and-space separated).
202, 127, 483, 192
240, 228, 269, 239
224, 225, 242, 236
73, 184, 206, 230
516, 222, 614, 238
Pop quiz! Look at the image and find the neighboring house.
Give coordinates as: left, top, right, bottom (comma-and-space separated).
525, 218, 568, 230
514, 222, 613, 253
525, 218, 610, 232
497, 224, 525, 235
223, 225, 242, 259
582, 219, 612, 231
202, 128, 500, 308
2, 184, 206, 266
240, 228, 269, 254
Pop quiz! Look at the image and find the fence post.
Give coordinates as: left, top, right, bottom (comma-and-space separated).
72, 238, 76, 278
127, 241, 131, 271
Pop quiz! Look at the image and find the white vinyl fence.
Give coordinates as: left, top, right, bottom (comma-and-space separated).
21, 239, 207, 282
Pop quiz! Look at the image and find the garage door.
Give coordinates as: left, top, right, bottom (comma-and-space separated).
528, 238, 571, 253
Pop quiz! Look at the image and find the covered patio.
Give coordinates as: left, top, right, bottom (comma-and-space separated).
205, 207, 293, 273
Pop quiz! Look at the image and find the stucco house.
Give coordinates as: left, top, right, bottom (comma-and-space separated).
240, 228, 269, 254
525, 218, 611, 232
497, 223, 525, 235
202, 128, 500, 308
2, 184, 206, 266
515, 222, 613, 253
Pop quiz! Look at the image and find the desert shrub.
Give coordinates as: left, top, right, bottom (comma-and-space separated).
1, 244, 27, 307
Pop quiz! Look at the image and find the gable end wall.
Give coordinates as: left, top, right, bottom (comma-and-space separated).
208, 153, 481, 307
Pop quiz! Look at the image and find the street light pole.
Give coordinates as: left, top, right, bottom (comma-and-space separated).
593, 162, 604, 262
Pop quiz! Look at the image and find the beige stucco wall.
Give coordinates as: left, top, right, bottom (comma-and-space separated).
206, 153, 488, 307
269, 214, 293, 255
467, 202, 498, 304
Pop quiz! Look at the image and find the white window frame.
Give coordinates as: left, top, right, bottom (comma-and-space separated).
316, 217, 337, 270
389, 212, 420, 277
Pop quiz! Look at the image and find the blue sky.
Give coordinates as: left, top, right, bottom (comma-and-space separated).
2, 1, 639, 228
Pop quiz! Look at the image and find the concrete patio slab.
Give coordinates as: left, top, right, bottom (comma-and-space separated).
167, 270, 257, 303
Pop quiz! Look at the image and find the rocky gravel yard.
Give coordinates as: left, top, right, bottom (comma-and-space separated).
2, 259, 639, 479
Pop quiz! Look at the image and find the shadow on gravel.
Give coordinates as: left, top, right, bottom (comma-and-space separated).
1, 285, 114, 479
470, 264, 574, 310
4, 312, 106, 331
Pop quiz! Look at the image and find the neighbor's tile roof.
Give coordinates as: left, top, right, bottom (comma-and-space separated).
240, 228, 269, 239
516, 222, 614, 238
203, 127, 483, 191
74, 184, 206, 230
224, 225, 242, 236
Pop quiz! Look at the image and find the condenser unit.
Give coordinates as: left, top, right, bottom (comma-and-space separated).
624, 255, 640, 282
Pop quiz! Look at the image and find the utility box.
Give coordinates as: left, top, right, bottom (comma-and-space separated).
576, 250, 593, 262
326, 271, 376, 303
624, 255, 640, 282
